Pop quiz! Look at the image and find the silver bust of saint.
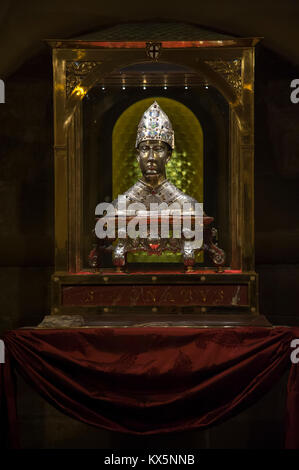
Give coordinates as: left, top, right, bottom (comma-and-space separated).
88, 101, 225, 270
108, 101, 225, 269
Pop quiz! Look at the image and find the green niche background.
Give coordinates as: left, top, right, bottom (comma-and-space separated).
112, 97, 204, 263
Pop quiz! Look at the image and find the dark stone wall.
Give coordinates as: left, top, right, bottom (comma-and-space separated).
0, 52, 53, 334
254, 46, 299, 325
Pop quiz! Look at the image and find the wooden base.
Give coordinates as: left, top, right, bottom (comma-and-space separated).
52, 270, 259, 316
82, 313, 272, 328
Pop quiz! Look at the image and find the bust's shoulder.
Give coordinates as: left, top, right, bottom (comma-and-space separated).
112, 181, 144, 206
160, 180, 198, 206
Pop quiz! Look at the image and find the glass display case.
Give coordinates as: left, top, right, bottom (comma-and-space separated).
46, 34, 265, 324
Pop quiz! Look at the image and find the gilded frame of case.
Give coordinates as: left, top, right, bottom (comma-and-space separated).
49, 38, 259, 278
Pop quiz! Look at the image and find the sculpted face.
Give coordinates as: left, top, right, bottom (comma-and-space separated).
137, 139, 171, 185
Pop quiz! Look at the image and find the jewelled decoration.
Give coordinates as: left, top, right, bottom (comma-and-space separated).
135, 101, 175, 149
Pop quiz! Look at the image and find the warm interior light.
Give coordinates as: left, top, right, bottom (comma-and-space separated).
112, 97, 204, 264
72, 85, 87, 97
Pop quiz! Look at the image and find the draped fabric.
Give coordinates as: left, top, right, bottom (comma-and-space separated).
1, 326, 299, 448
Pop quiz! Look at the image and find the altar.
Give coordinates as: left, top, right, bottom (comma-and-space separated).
1, 325, 299, 448
1, 29, 299, 451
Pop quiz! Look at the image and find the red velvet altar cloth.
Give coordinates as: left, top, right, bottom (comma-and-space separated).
1, 326, 299, 448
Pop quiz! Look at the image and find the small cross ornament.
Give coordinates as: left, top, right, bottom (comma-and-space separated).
146, 42, 162, 61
